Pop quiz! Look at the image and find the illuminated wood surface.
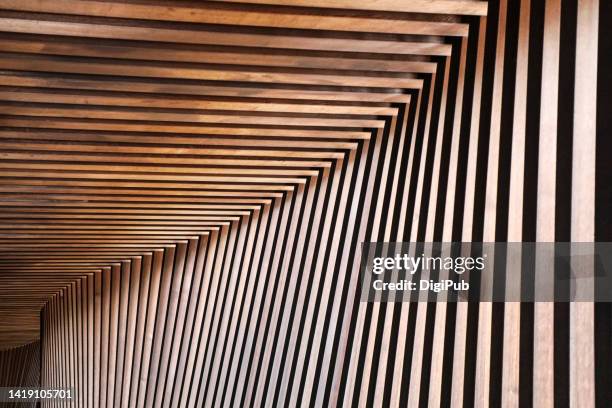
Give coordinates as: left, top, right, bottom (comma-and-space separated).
0, 0, 606, 406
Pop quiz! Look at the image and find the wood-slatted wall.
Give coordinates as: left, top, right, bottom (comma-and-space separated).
0, 341, 40, 408
0, 0, 608, 406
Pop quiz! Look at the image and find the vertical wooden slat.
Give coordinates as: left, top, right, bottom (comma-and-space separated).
121, 257, 142, 407
534, 1, 561, 406
502, 1, 530, 405
408, 54, 452, 408
428, 34, 468, 407
475, 1, 508, 406
451, 14, 487, 408
113, 261, 130, 407
570, 0, 598, 406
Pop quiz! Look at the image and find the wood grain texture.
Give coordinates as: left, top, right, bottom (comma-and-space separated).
0, 1, 606, 407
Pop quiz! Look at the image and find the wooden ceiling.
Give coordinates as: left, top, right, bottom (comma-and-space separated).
0, 0, 487, 350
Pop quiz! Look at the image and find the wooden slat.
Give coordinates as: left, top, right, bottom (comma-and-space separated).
0, 0, 470, 36
210, 0, 488, 15
570, 1, 598, 406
